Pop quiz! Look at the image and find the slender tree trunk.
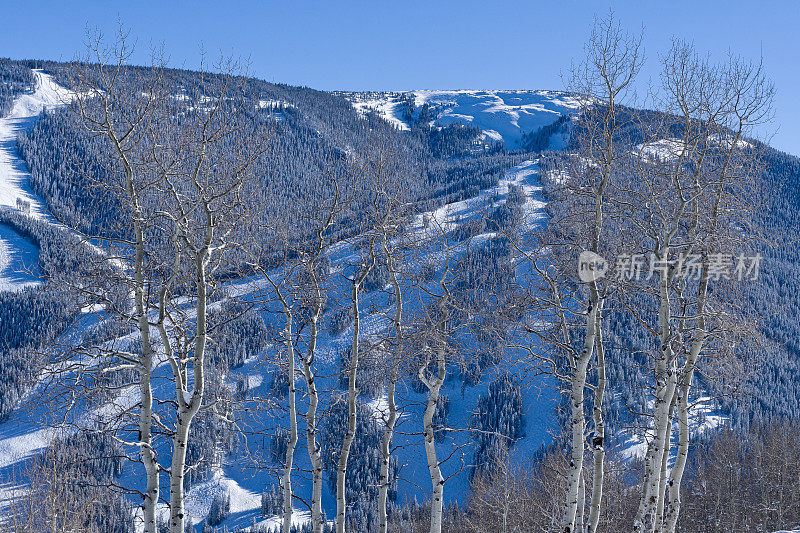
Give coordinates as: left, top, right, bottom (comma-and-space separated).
131, 192, 159, 533
169, 408, 192, 532
654, 393, 676, 531
336, 278, 367, 533
282, 306, 298, 533
664, 273, 708, 533
169, 253, 208, 533
139, 362, 159, 533
635, 366, 677, 533
587, 303, 606, 533
304, 302, 324, 533
562, 287, 600, 533
577, 470, 586, 533
636, 365, 678, 533
378, 244, 402, 533
423, 339, 447, 533
635, 252, 677, 533
378, 375, 398, 533
663, 378, 689, 533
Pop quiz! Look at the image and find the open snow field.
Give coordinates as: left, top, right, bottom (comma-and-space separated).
346, 89, 582, 148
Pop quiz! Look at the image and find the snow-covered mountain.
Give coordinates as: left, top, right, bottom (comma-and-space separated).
0, 70, 72, 292
0, 63, 775, 532
342, 89, 582, 148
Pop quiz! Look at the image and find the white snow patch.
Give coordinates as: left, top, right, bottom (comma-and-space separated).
635, 138, 687, 162
247, 374, 263, 390
619, 395, 727, 461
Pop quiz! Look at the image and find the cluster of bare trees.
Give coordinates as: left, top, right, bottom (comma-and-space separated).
254, 136, 478, 533
33, 29, 473, 532
515, 13, 774, 533
39, 31, 271, 533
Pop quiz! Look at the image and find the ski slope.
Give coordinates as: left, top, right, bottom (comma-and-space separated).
345, 89, 582, 148
0, 70, 73, 291
0, 70, 72, 218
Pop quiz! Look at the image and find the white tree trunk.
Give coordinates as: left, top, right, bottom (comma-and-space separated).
139, 364, 159, 533
422, 342, 447, 533
335, 278, 367, 533
282, 306, 298, 533
664, 275, 708, 533
654, 393, 676, 530
378, 375, 398, 533
169, 253, 208, 533
304, 303, 325, 533
378, 244, 402, 533
169, 409, 192, 532
577, 470, 586, 533
634, 251, 675, 533
663, 376, 690, 533
586, 304, 606, 533
132, 196, 159, 533
562, 290, 599, 533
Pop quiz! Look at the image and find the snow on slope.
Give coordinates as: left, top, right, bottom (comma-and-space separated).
0, 70, 73, 291
619, 395, 727, 461
0, 70, 72, 219
0, 223, 38, 292
345, 89, 582, 147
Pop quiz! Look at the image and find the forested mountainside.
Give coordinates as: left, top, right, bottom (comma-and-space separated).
17, 60, 524, 239
1, 38, 800, 533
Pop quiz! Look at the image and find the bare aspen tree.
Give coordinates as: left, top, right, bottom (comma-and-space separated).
152, 63, 266, 533
662, 50, 772, 533
361, 140, 416, 533
289, 158, 356, 533
411, 227, 461, 533
66, 33, 170, 533
376, 254, 402, 533
375, 209, 411, 533
64, 31, 269, 533
262, 252, 304, 533
547, 13, 643, 533
627, 40, 773, 533
330, 134, 416, 533
335, 236, 376, 533
302, 220, 332, 533
256, 216, 333, 533
421, 293, 450, 533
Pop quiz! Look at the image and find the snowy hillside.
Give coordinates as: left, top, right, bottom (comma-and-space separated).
0, 70, 73, 292
0, 74, 729, 531
0, 71, 564, 528
0, 70, 72, 219
0, 156, 561, 531
343, 89, 582, 148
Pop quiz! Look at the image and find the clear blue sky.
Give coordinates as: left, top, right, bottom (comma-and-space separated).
1, 1, 798, 154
